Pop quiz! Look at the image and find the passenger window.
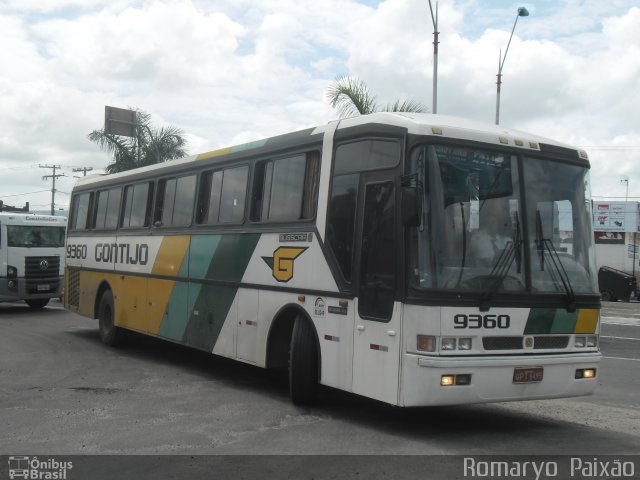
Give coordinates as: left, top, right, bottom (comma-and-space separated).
94, 187, 121, 230
251, 152, 319, 222
121, 182, 153, 228
197, 166, 248, 225
155, 175, 196, 227
70, 192, 92, 230
219, 166, 248, 223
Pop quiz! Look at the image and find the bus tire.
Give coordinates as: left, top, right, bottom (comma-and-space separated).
289, 315, 319, 405
98, 290, 121, 347
25, 298, 50, 309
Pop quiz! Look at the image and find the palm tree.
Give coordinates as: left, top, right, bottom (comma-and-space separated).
88, 110, 188, 174
326, 75, 428, 118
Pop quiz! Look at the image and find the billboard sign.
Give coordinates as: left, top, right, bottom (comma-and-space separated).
593, 202, 638, 232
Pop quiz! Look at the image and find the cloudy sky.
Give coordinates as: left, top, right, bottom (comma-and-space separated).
1, 0, 639, 213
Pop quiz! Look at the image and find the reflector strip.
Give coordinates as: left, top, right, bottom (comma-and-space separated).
324, 334, 340, 342
370, 344, 388, 352
245, 320, 257, 326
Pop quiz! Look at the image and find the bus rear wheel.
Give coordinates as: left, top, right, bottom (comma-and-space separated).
289, 315, 319, 405
25, 298, 50, 309
98, 290, 121, 347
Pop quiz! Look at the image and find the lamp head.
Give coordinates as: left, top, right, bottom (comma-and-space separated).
517, 7, 529, 17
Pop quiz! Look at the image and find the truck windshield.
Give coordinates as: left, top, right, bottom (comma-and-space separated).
7, 225, 66, 248
408, 144, 598, 297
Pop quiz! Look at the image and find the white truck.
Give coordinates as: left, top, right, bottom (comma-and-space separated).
0, 212, 66, 308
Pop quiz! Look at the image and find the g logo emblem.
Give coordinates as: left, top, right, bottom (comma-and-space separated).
262, 247, 307, 282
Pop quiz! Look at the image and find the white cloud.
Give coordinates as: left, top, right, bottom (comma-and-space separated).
0, 0, 639, 212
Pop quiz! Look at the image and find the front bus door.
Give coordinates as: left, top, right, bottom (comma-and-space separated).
352, 175, 402, 404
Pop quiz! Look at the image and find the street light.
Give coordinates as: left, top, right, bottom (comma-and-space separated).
621, 176, 636, 286
495, 6, 529, 125
428, 0, 439, 114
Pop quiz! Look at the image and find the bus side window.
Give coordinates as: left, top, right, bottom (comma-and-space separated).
155, 175, 196, 227
197, 166, 248, 225
121, 182, 152, 228
251, 152, 318, 222
94, 187, 121, 230
70, 192, 93, 231
219, 166, 248, 223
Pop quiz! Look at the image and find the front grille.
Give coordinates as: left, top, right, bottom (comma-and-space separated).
483, 337, 523, 350
25, 256, 60, 294
533, 336, 570, 349
67, 268, 80, 308
483, 335, 570, 351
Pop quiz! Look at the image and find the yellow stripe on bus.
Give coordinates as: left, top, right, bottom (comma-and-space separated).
574, 309, 599, 333
147, 236, 191, 335
196, 147, 233, 161
152, 236, 190, 276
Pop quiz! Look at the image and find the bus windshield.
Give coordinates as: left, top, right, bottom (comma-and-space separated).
7, 225, 66, 248
409, 144, 598, 297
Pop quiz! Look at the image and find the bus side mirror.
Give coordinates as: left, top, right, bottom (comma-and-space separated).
401, 186, 422, 227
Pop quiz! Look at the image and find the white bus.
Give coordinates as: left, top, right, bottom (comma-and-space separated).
64, 113, 601, 406
0, 212, 66, 308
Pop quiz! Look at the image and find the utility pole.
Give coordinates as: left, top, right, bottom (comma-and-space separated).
40, 164, 65, 215
73, 167, 94, 177
427, 0, 439, 114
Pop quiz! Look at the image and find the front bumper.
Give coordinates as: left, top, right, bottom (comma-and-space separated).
400, 352, 602, 407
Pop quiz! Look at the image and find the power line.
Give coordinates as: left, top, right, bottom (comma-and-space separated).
2, 189, 51, 198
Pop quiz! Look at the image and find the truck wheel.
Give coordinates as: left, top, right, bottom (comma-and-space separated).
25, 298, 50, 309
289, 315, 319, 405
601, 291, 611, 302
98, 290, 121, 347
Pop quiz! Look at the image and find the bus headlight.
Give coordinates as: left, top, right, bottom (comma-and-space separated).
441, 338, 456, 351
417, 336, 473, 353
575, 336, 598, 348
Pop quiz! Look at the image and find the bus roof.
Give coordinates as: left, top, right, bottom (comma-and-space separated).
74, 113, 586, 189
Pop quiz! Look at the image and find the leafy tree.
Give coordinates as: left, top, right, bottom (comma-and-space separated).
88, 110, 188, 174
326, 75, 428, 118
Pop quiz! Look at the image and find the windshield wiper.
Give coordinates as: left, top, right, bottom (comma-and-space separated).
479, 212, 522, 311
535, 210, 576, 312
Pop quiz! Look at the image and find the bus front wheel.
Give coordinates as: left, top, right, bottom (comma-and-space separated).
25, 298, 50, 309
289, 315, 319, 405
98, 290, 121, 347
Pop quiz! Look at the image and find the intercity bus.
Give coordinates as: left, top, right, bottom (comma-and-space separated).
64, 113, 601, 406
0, 212, 66, 308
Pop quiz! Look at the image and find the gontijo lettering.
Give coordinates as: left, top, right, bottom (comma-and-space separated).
95, 242, 149, 265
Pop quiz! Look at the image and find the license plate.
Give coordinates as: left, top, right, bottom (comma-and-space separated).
513, 367, 543, 383
37, 284, 50, 291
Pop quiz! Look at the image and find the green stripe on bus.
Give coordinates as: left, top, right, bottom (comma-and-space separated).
157, 237, 195, 342
524, 308, 578, 334
181, 233, 261, 351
